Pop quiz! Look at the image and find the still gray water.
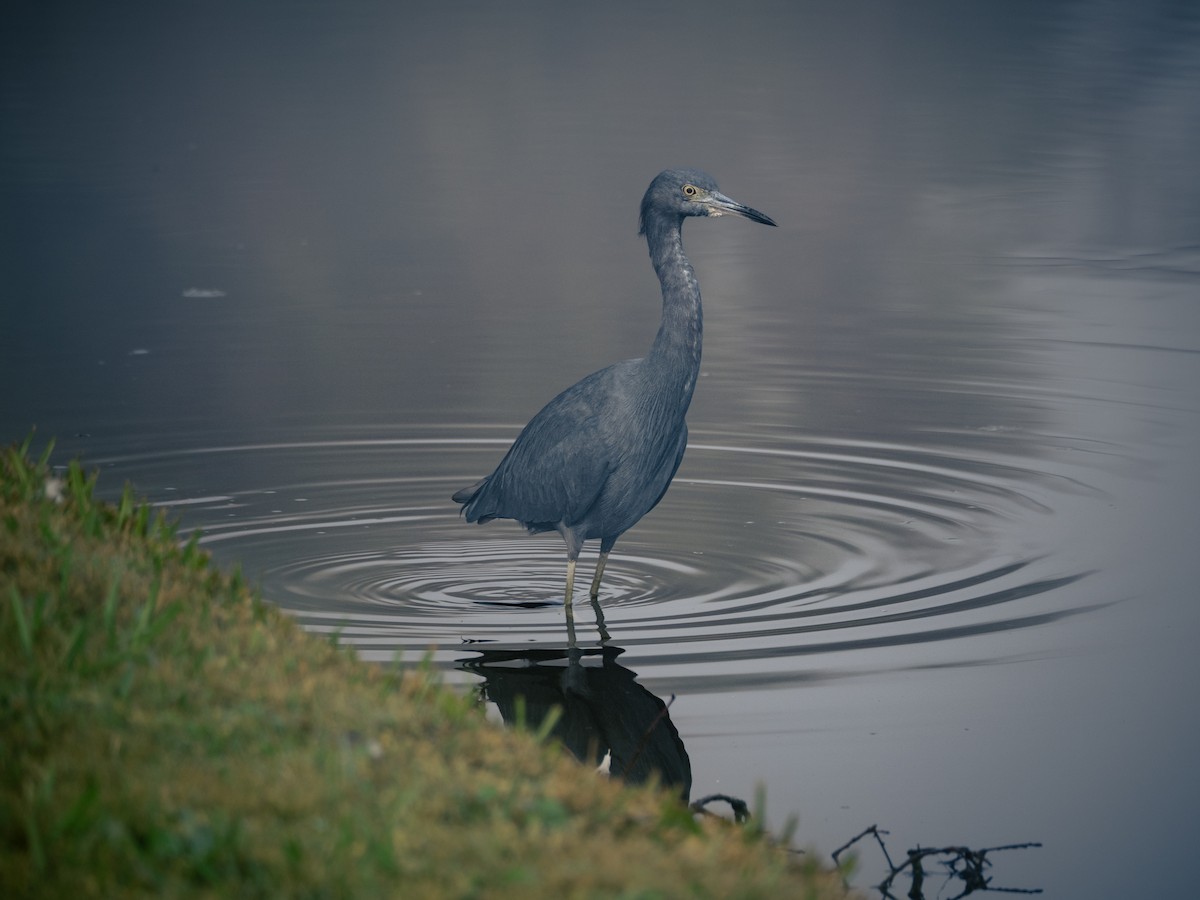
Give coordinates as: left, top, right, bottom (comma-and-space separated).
3, 2, 1199, 896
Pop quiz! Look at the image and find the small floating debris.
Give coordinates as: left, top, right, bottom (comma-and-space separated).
128, 348, 150, 356
181, 287, 227, 298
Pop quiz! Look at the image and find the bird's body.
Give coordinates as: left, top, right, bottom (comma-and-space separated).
453, 168, 775, 616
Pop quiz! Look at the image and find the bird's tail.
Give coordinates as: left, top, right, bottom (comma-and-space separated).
451, 478, 489, 518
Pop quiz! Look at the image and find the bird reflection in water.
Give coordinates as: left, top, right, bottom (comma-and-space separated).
459, 643, 691, 801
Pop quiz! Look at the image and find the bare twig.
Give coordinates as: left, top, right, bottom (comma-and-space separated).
833, 824, 897, 872
689, 793, 751, 824
835, 824, 1042, 898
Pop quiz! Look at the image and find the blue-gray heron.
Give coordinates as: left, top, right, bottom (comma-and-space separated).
453, 168, 776, 615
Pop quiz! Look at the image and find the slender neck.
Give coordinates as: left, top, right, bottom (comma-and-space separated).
643, 212, 702, 407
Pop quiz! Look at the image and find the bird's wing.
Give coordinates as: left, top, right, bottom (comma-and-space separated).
484, 367, 625, 528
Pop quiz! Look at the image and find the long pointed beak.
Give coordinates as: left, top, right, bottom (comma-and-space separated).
706, 191, 777, 227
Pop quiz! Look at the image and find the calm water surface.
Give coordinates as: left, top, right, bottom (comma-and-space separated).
4, 3, 1199, 896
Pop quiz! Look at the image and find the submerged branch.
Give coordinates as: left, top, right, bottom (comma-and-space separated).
833, 824, 1042, 898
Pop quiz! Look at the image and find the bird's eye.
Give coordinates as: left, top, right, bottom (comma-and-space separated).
682, 184, 698, 198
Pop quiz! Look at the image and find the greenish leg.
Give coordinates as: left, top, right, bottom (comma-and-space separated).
564, 557, 578, 647
589, 551, 609, 599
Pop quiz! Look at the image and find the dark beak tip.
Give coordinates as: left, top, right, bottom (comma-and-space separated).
738, 205, 776, 227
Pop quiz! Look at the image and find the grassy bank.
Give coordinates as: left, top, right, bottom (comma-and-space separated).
0, 438, 855, 898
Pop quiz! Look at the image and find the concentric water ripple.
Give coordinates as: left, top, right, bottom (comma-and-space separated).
86, 427, 1100, 686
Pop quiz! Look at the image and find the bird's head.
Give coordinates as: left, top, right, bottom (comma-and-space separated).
639, 168, 776, 235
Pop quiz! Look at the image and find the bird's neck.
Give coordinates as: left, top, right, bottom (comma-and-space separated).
644, 215, 702, 408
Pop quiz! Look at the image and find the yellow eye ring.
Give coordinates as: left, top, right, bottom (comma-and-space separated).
682, 184, 698, 197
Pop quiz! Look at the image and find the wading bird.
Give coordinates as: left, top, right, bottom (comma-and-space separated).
453, 168, 775, 622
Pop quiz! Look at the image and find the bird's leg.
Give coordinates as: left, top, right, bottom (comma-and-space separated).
565, 602, 578, 650
589, 551, 610, 599
564, 559, 580, 648
589, 544, 613, 642
564, 556, 577, 614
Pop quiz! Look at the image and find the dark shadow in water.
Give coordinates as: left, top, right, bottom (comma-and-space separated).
471, 599, 560, 610
458, 642, 691, 801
